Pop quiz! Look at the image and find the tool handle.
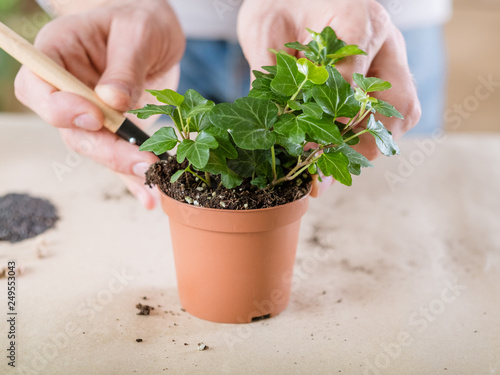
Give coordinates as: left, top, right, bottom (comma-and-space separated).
0, 21, 125, 133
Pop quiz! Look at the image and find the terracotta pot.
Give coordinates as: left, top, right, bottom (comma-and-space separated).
159, 190, 310, 323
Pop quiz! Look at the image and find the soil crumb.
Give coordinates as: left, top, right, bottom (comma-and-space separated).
145, 158, 311, 210
136, 303, 154, 316
0, 193, 58, 243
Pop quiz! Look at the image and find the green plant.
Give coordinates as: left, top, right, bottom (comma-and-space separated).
130, 26, 402, 190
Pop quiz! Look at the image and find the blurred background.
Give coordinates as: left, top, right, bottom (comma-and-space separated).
0, 0, 499, 133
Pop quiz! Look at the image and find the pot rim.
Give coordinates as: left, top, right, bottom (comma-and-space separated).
157, 185, 312, 214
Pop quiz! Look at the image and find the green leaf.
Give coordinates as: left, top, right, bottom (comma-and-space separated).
299, 102, 323, 119
326, 45, 367, 63
308, 163, 317, 175
228, 149, 272, 178
317, 152, 352, 186
170, 169, 185, 183
287, 100, 302, 111
275, 134, 303, 157
146, 89, 184, 107
179, 89, 215, 132
297, 114, 343, 145
262, 65, 277, 75
343, 129, 360, 145
209, 97, 278, 150
204, 151, 243, 189
273, 114, 306, 144
366, 115, 400, 156
176, 131, 218, 169
331, 143, 373, 175
270, 53, 305, 96
353, 73, 392, 92
313, 66, 361, 119
319, 26, 346, 54
371, 99, 404, 119
139, 127, 178, 155
296, 58, 329, 85
250, 176, 268, 189
128, 104, 173, 119
284, 41, 311, 52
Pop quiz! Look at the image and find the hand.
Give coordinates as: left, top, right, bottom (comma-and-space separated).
237, 0, 422, 197
15, 0, 185, 208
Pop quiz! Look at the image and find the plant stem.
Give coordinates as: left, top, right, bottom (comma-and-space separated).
205, 172, 211, 187
185, 165, 209, 185
177, 107, 188, 139
283, 78, 308, 112
271, 146, 277, 182
343, 129, 369, 144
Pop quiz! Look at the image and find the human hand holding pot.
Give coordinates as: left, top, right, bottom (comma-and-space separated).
237, 0, 422, 197
14, 0, 185, 208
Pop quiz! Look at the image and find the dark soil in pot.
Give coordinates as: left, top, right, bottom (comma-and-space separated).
146, 157, 312, 210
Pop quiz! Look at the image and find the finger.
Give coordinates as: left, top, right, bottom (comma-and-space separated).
368, 24, 421, 137
332, 0, 391, 82
95, 11, 163, 111
15, 67, 104, 131
58, 128, 159, 176
310, 174, 334, 198
352, 25, 421, 160
120, 174, 159, 210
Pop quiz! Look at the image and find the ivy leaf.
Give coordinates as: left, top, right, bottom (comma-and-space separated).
330, 143, 373, 175
353, 73, 392, 92
176, 131, 218, 169
250, 176, 268, 189
146, 89, 184, 107
326, 45, 367, 63
296, 58, 329, 85
228, 149, 272, 178
313, 66, 361, 119
170, 169, 185, 183
275, 134, 303, 157
271, 53, 305, 96
319, 26, 346, 54
128, 104, 173, 119
209, 97, 278, 150
317, 152, 352, 186
204, 151, 243, 189
366, 115, 400, 156
297, 114, 343, 145
284, 41, 311, 52
300, 102, 323, 119
139, 127, 178, 155
262, 65, 277, 75
273, 114, 306, 144
308, 163, 317, 175
178, 89, 215, 132
287, 100, 302, 111
343, 129, 360, 145
371, 99, 404, 119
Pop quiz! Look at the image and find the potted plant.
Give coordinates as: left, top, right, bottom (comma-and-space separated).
129, 27, 403, 323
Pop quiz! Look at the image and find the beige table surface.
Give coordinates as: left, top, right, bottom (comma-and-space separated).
0, 114, 499, 375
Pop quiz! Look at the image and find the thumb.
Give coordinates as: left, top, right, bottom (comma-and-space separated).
95, 23, 149, 112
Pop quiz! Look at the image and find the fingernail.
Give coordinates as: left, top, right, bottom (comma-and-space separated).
132, 162, 149, 177
73, 114, 101, 131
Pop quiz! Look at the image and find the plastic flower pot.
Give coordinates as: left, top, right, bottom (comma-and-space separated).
159, 189, 310, 323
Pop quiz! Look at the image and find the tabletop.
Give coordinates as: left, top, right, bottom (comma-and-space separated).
0, 114, 499, 375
